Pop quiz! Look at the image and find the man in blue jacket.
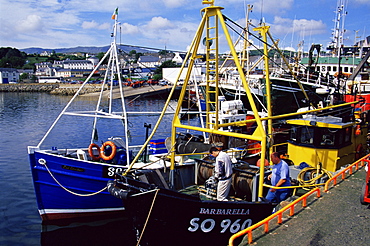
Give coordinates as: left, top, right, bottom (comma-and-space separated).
265, 152, 291, 203
210, 147, 233, 201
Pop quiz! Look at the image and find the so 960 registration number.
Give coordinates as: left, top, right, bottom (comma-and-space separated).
188, 218, 252, 234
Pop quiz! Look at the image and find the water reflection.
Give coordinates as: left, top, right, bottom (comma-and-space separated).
41, 217, 136, 246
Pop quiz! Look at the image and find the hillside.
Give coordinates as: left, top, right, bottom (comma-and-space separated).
20, 45, 152, 55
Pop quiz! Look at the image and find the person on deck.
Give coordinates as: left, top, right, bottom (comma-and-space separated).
209, 147, 233, 201
265, 152, 291, 203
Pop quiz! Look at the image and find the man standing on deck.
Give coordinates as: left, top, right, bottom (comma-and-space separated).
265, 152, 291, 203
209, 147, 233, 201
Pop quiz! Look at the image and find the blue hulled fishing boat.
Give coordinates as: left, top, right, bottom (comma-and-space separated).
27, 8, 164, 222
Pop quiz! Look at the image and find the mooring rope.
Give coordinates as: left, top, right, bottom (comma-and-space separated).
136, 189, 160, 246
41, 161, 107, 196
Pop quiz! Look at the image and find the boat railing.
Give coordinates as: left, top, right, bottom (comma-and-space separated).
324, 153, 370, 192
271, 70, 334, 88
228, 154, 370, 245
228, 187, 321, 245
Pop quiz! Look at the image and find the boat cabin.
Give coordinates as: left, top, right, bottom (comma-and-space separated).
285, 114, 366, 172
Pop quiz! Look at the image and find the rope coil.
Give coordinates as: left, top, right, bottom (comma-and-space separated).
297, 165, 333, 190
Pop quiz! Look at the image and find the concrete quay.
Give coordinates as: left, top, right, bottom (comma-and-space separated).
236, 167, 370, 246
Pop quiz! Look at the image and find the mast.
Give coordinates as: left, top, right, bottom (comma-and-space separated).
241, 4, 253, 70
328, 0, 348, 57
93, 7, 131, 165
166, 0, 268, 195
254, 25, 272, 198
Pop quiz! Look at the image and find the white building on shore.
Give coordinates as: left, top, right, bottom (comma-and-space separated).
0, 68, 19, 83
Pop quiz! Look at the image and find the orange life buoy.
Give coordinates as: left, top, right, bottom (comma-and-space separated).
355, 125, 361, 136
248, 140, 261, 154
257, 158, 269, 167
100, 141, 117, 161
88, 143, 101, 161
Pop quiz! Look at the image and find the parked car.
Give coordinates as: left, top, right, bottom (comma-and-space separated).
159, 80, 168, 86
131, 80, 144, 88
147, 79, 158, 85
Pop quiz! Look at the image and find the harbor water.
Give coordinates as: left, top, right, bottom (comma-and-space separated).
0, 92, 180, 245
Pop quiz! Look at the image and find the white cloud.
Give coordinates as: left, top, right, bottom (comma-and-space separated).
146, 16, 176, 30
82, 21, 111, 30
82, 21, 99, 29
16, 15, 44, 33
51, 12, 80, 27
292, 19, 326, 36
120, 23, 140, 35
0, 0, 367, 51
271, 16, 326, 37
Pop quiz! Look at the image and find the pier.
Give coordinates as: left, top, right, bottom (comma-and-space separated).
81, 84, 175, 99
0, 83, 175, 99
235, 167, 369, 246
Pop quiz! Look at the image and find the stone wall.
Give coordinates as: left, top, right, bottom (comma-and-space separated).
0, 83, 105, 95
0, 83, 58, 92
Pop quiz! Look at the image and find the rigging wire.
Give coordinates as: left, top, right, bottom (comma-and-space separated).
222, 15, 332, 105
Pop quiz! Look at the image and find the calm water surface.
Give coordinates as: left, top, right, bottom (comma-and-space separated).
0, 92, 181, 245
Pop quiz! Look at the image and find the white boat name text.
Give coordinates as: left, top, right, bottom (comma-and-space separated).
199, 208, 250, 215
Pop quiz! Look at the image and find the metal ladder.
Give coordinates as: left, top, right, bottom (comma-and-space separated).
204, 7, 219, 131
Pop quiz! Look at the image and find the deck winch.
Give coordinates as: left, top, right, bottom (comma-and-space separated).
196, 158, 270, 201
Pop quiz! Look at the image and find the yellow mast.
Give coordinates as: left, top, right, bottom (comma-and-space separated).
254, 25, 273, 154
168, 0, 269, 198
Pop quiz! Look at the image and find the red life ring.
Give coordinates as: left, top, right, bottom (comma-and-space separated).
100, 141, 117, 161
88, 143, 101, 161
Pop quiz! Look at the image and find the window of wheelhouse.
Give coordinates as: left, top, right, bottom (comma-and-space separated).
320, 128, 336, 146
290, 126, 352, 147
290, 126, 314, 144
300, 127, 314, 144
344, 127, 351, 143
319, 127, 352, 147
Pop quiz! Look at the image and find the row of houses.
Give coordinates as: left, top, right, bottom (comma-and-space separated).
1, 50, 270, 84
0, 52, 186, 83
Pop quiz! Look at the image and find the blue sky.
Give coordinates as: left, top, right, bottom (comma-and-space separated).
0, 0, 369, 53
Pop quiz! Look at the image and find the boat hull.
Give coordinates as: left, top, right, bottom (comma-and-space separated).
29, 150, 125, 223
344, 94, 370, 112
111, 178, 274, 246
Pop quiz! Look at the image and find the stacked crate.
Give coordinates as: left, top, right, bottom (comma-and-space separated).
149, 139, 168, 154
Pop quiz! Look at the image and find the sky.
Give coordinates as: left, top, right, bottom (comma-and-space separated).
0, 0, 369, 53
